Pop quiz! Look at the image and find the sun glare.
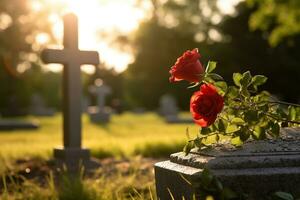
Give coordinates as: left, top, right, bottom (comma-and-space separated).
31, 0, 241, 74
31, 0, 151, 73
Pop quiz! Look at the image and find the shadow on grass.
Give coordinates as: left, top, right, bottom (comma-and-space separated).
133, 142, 185, 158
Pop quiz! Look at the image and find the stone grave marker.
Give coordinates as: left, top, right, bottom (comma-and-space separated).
88, 78, 112, 123
159, 94, 193, 124
41, 13, 99, 169
0, 118, 39, 130
159, 94, 179, 117
29, 93, 55, 116
155, 127, 300, 199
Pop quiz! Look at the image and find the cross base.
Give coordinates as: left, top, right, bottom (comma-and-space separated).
54, 147, 100, 172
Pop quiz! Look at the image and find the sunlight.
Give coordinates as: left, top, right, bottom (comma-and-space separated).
218, 0, 244, 15
31, 0, 242, 74
31, 0, 151, 73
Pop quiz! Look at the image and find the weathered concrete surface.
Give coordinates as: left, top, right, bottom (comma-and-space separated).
155, 128, 300, 200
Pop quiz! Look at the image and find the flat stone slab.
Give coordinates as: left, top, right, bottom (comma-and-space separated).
155, 128, 300, 200
0, 120, 39, 130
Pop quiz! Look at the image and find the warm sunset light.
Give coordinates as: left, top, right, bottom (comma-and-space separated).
31, 0, 242, 74
2, 0, 300, 198
31, 0, 151, 73
30, 0, 243, 74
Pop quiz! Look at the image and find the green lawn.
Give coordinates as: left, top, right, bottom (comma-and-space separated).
0, 112, 198, 161
0, 112, 199, 200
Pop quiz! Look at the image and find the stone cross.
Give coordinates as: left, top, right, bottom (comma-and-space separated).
90, 79, 111, 110
41, 13, 99, 167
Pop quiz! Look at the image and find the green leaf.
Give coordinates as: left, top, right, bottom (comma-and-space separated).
253, 91, 271, 102
271, 122, 280, 137
233, 73, 242, 87
248, 84, 258, 93
276, 107, 288, 119
240, 71, 252, 87
218, 119, 226, 132
231, 136, 243, 146
205, 61, 217, 73
288, 106, 296, 121
215, 81, 227, 94
226, 86, 239, 99
200, 127, 211, 135
238, 129, 251, 141
240, 86, 250, 98
226, 124, 240, 133
245, 110, 259, 122
295, 107, 300, 120
273, 191, 294, 200
194, 137, 202, 148
231, 117, 245, 125
252, 75, 267, 86
208, 73, 223, 81
253, 126, 266, 140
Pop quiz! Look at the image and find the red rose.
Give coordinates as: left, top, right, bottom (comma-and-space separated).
190, 84, 224, 127
169, 48, 204, 83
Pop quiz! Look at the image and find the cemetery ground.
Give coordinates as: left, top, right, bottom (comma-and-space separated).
0, 112, 198, 199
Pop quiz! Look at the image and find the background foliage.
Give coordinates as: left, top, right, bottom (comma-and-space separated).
0, 0, 300, 114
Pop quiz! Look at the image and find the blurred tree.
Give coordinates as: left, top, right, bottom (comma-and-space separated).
124, 0, 300, 110
0, 0, 62, 116
124, 0, 220, 109
211, 2, 300, 102
248, 0, 300, 46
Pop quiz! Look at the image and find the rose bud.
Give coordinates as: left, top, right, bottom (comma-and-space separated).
169, 48, 204, 83
190, 84, 224, 127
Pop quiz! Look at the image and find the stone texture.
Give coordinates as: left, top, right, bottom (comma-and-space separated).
155, 128, 300, 200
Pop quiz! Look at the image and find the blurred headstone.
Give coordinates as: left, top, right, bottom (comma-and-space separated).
88, 79, 112, 123
159, 94, 178, 117
159, 94, 193, 124
132, 107, 146, 114
29, 93, 55, 116
0, 96, 39, 130
0, 119, 39, 130
41, 13, 100, 171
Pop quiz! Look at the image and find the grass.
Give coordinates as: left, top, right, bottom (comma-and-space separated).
0, 112, 198, 160
0, 112, 198, 199
0, 157, 158, 200
0, 112, 198, 178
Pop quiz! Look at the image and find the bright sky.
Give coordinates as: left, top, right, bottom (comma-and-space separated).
32, 0, 242, 74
